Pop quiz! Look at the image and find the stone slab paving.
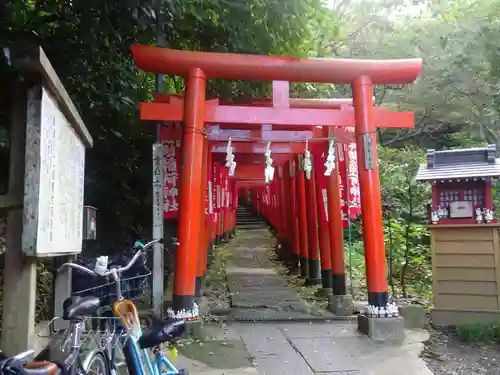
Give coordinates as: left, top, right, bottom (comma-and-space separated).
290, 337, 362, 373
227, 226, 334, 321
230, 257, 274, 268
227, 267, 278, 275
179, 322, 432, 374
228, 274, 288, 289
278, 322, 365, 339
232, 323, 433, 375
236, 324, 316, 375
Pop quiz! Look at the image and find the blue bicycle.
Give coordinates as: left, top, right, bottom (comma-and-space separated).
59, 239, 188, 375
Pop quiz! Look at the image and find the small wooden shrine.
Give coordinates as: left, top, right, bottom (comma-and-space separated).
416, 144, 499, 225
416, 144, 500, 326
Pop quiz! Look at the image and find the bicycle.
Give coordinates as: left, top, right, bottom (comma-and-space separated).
33, 292, 111, 375
69, 241, 155, 375
58, 238, 189, 375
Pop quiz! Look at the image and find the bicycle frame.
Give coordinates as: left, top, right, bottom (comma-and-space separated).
123, 337, 178, 375
51, 317, 109, 375
112, 300, 180, 375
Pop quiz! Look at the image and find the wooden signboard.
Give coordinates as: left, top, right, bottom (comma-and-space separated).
22, 86, 88, 256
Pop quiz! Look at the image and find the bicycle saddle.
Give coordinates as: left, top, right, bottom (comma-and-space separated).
0, 359, 60, 375
23, 362, 60, 375
138, 316, 186, 349
62, 296, 101, 320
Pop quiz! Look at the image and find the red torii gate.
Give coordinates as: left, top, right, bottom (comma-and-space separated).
149, 86, 407, 306
131, 44, 422, 319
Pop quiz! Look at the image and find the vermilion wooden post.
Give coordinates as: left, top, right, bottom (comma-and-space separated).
222, 168, 229, 240
260, 187, 265, 220
273, 179, 280, 232
217, 165, 224, 242
273, 178, 279, 234
326, 150, 347, 296
227, 178, 232, 235
218, 167, 224, 241
226, 172, 232, 238
256, 188, 260, 217
212, 162, 218, 243
230, 178, 235, 234
195, 136, 209, 297
313, 149, 333, 291
259, 187, 262, 215
305, 162, 321, 285
288, 160, 300, 273
232, 181, 238, 236
223, 168, 229, 239
268, 184, 273, 228
264, 186, 267, 220
256, 188, 260, 215
263, 186, 268, 223
280, 166, 291, 259
352, 76, 389, 308
207, 145, 215, 259
173, 68, 206, 315
296, 155, 309, 278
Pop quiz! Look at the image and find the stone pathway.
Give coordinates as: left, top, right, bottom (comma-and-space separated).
238, 322, 432, 375
177, 207, 434, 374
178, 322, 433, 375
227, 226, 337, 322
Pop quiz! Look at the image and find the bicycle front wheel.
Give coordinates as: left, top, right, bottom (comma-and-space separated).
84, 351, 111, 375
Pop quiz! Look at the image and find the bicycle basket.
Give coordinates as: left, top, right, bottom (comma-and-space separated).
71, 254, 151, 306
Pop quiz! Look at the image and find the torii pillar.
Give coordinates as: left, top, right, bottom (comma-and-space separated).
173, 68, 206, 317
296, 155, 310, 279
304, 162, 321, 285
352, 77, 388, 309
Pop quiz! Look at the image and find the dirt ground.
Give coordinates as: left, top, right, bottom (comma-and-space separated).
423, 329, 500, 375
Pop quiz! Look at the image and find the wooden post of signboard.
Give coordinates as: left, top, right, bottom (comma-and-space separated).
0, 45, 93, 355
1, 81, 38, 356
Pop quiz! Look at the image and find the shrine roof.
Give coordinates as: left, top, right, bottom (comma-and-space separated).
415, 144, 500, 181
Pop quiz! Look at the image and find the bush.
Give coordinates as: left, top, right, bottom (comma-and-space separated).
455, 323, 500, 343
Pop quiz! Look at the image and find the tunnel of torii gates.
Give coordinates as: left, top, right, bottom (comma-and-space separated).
131, 44, 422, 319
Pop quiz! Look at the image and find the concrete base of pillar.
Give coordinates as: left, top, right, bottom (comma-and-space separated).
357, 314, 405, 345
328, 294, 354, 316
398, 304, 426, 329
185, 318, 203, 339
223, 232, 230, 242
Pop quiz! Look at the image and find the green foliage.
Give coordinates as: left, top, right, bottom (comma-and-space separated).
329, 0, 500, 148
494, 180, 500, 210
0, 0, 338, 250
344, 147, 432, 300
344, 239, 367, 299
380, 147, 431, 299
455, 323, 500, 343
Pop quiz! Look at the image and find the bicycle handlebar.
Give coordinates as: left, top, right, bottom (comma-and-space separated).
57, 238, 164, 277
